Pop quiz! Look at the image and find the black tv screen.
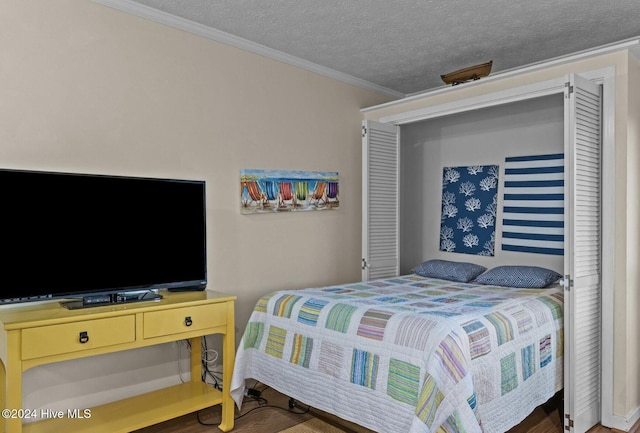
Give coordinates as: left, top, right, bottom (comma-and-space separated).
0, 169, 207, 305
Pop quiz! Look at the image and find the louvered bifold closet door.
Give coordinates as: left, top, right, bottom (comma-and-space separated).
362, 120, 399, 281
564, 74, 602, 433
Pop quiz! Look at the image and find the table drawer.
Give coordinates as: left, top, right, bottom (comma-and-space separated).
22, 315, 136, 360
143, 303, 227, 339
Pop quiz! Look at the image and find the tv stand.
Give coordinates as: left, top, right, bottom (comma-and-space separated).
0, 290, 236, 433
61, 289, 163, 310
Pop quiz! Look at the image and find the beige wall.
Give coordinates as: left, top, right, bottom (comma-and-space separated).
1, 0, 391, 411
363, 50, 640, 424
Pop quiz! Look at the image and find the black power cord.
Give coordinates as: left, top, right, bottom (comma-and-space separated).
185, 338, 312, 427
195, 382, 310, 426
200, 337, 222, 390
184, 338, 223, 390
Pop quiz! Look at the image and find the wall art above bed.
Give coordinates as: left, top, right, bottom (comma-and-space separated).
501, 153, 564, 255
240, 169, 339, 214
440, 164, 499, 256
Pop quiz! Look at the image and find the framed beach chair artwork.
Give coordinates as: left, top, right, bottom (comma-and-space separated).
240, 169, 339, 214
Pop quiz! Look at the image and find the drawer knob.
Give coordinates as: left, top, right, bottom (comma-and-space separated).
185, 316, 193, 327
79, 331, 89, 344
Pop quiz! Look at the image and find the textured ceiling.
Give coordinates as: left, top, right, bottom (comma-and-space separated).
127, 0, 640, 95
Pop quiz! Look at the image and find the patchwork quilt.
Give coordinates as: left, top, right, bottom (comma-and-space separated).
230, 275, 563, 433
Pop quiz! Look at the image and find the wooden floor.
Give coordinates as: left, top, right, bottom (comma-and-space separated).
134, 385, 613, 433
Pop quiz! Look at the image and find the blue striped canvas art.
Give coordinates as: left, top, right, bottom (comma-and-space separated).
501, 153, 564, 255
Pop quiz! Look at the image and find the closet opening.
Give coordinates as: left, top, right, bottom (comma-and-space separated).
398, 94, 565, 275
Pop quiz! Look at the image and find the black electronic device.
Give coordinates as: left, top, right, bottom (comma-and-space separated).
0, 168, 207, 307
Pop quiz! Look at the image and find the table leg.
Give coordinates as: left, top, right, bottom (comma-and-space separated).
218, 303, 235, 432
4, 332, 22, 433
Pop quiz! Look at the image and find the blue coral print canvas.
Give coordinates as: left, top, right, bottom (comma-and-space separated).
440, 165, 499, 256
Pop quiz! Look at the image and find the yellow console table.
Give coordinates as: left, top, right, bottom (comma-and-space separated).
0, 290, 236, 433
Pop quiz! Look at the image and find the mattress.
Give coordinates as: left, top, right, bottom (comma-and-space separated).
230, 274, 563, 433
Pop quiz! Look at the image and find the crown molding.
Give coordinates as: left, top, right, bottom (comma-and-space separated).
91, 0, 405, 99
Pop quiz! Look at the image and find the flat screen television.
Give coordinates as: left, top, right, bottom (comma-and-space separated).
0, 168, 207, 308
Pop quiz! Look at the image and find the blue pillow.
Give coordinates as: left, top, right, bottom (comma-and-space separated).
413, 259, 486, 283
473, 265, 561, 288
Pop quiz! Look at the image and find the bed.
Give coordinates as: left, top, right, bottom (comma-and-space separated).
230, 270, 563, 433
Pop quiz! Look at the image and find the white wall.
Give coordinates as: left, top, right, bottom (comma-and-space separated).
1, 0, 392, 413
399, 94, 564, 274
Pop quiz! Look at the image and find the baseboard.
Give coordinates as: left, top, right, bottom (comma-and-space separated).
607, 406, 640, 433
